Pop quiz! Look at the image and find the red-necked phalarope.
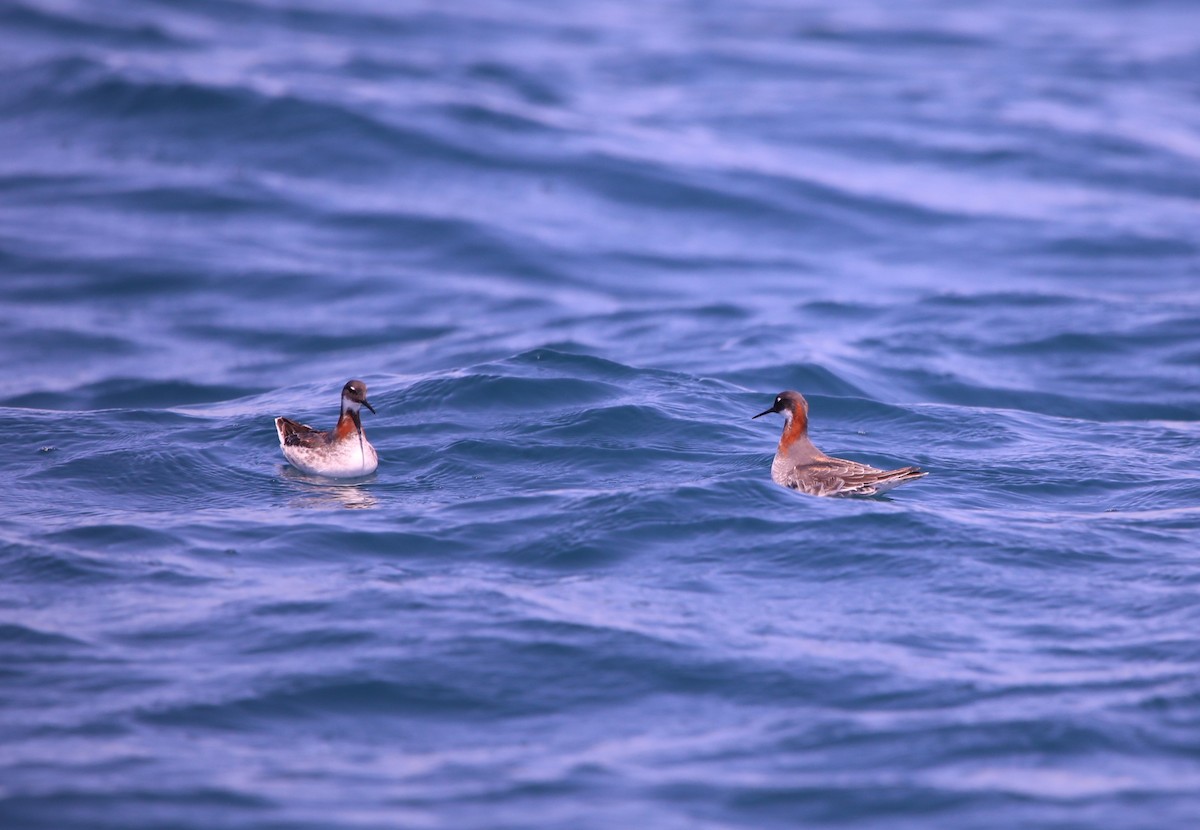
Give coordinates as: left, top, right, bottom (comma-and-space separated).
753, 390, 926, 497
275, 380, 378, 478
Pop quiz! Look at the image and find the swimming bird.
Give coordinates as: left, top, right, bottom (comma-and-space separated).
753, 390, 925, 497
275, 380, 378, 478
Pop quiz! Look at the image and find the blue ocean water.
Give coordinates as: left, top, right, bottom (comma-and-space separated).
2, 0, 1199, 827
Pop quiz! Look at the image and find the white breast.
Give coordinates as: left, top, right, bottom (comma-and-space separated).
282, 435, 378, 478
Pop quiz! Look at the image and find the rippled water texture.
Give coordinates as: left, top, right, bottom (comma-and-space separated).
2, 1, 1199, 828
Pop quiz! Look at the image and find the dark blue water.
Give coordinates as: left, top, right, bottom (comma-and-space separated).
2, 1, 1199, 827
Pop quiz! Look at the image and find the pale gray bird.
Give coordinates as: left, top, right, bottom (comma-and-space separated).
753, 390, 925, 497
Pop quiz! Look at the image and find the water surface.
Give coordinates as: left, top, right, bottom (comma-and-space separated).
2, 1, 1199, 827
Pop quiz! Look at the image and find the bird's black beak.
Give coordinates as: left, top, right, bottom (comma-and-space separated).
362, 399, 376, 415
751, 405, 776, 420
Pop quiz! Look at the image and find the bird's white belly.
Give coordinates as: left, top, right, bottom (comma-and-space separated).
283, 436, 378, 478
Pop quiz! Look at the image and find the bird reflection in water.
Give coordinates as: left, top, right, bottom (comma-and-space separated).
280, 467, 377, 510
